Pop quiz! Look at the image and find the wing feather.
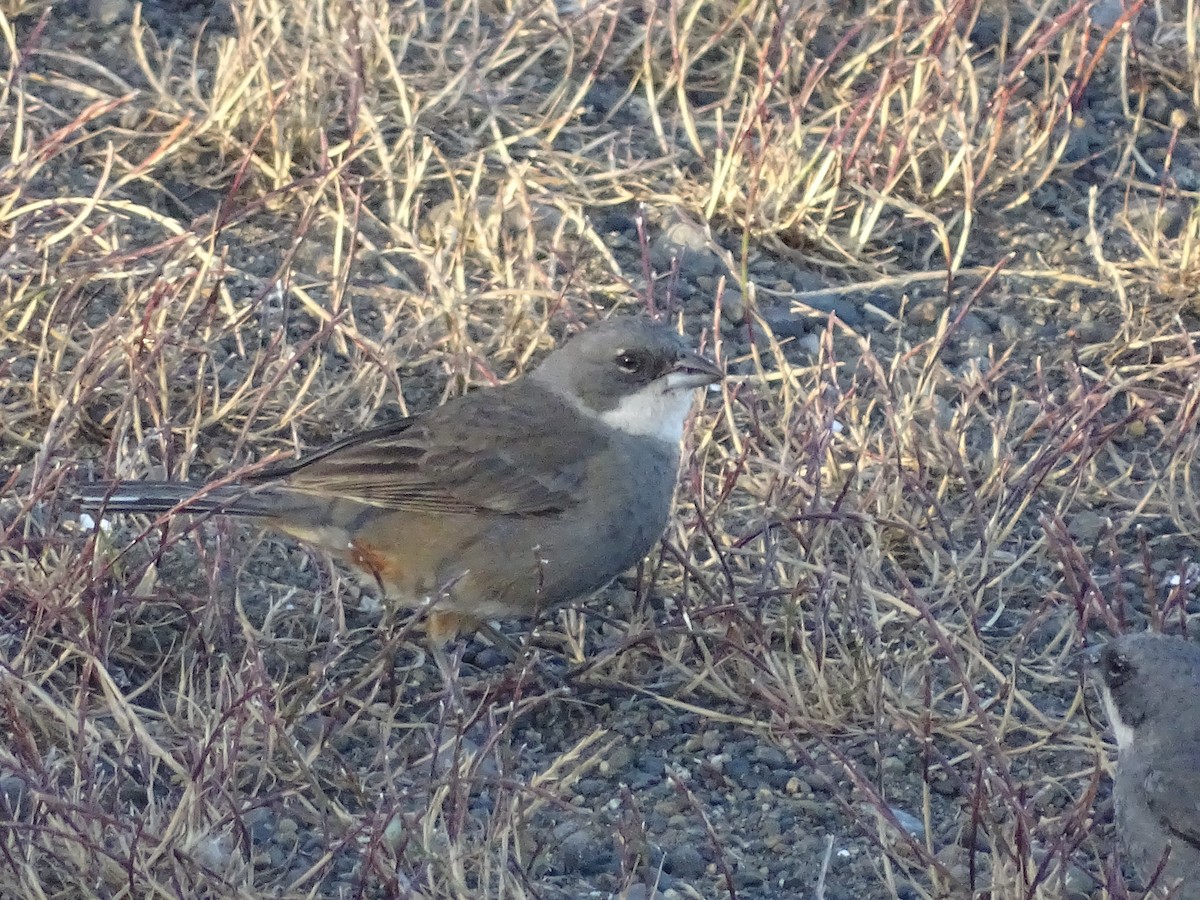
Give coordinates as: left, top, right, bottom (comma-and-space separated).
250, 382, 601, 516
1144, 757, 1200, 851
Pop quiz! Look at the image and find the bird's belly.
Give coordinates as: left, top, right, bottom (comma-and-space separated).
443, 484, 672, 617
291, 442, 679, 621
478, 502, 670, 611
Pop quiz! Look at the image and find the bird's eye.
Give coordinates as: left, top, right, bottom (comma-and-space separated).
1105, 653, 1132, 684
614, 351, 640, 373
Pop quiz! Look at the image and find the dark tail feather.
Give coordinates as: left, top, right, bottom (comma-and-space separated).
73, 481, 276, 518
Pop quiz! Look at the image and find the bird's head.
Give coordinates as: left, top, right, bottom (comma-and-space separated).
1092, 632, 1200, 750
533, 318, 723, 444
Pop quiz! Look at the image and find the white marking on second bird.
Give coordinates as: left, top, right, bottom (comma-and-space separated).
1101, 686, 1135, 750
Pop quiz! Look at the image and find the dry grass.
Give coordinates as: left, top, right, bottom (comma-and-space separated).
2, 0, 1200, 896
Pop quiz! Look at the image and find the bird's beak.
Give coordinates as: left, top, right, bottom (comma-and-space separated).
664, 351, 723, 391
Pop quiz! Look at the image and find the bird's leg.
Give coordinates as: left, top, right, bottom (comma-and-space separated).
429, 639, 466, 713
427, 609, 537, 664
424, 610, 478, 646
427, 604, 566, 693
423, 608, 477, 710
474, 620, 525, 662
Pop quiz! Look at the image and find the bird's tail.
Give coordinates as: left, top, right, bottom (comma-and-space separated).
73, 481, 277, 518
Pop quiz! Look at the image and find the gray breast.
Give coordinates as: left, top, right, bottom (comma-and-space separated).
548, 432, 680, 602
1116, 755, 1200, 891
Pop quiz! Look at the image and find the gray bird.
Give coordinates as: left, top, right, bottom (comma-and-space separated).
76, 318, 722, 644
1092, 631, 1200, 894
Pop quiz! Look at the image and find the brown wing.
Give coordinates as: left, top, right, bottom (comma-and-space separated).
249, 382, 602, 516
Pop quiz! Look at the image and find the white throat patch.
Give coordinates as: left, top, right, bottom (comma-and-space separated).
1101, 685, 1135, 751
595, 383, 700, 443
